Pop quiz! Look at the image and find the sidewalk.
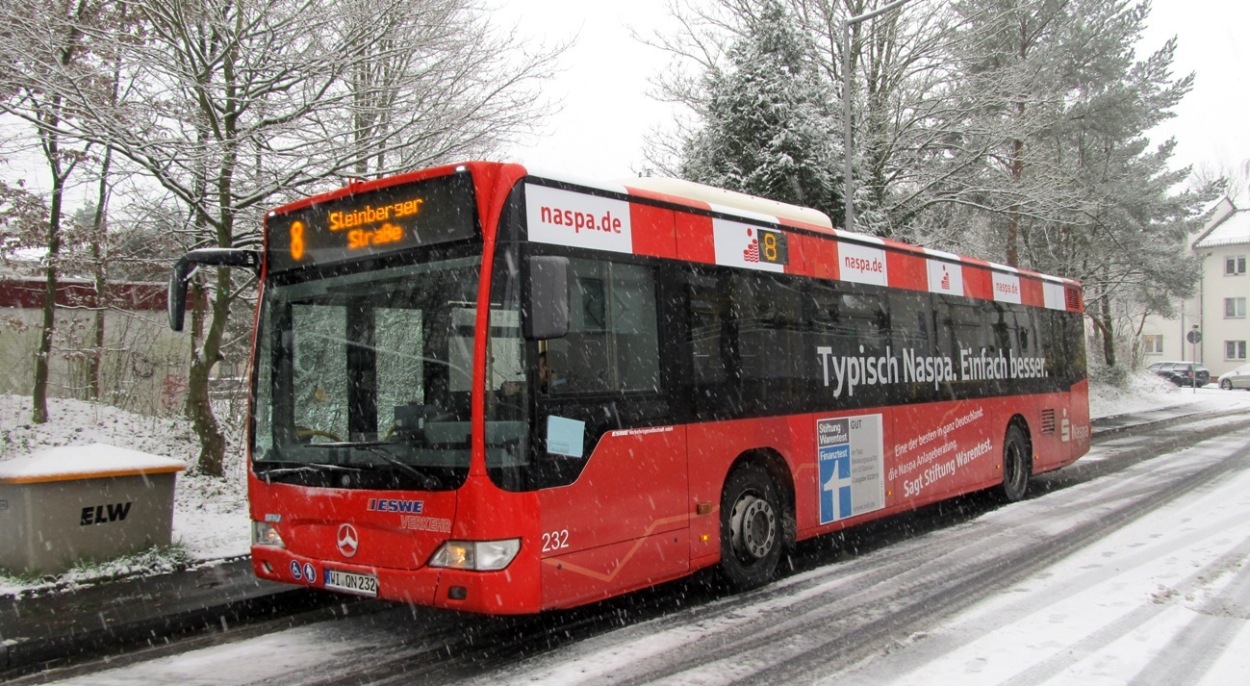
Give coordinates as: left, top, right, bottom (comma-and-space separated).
1088, 402, 1194, 435
0, 557, 331, 675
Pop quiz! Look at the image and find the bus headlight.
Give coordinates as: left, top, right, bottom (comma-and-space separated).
429, 539, 520, 571
252, 521, 286, 548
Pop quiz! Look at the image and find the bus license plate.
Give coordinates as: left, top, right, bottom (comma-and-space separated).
324, 569, 379, 596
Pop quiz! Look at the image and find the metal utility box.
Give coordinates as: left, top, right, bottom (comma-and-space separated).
0, 444, 186, 575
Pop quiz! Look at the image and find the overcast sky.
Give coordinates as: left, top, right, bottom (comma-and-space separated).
5, 2, 1243, 201
1140, 0, 1250, 185
504, 0, 1250, 187
498, 0, 676, 181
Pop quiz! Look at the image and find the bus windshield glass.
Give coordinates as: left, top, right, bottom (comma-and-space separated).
252, 256, 484, 491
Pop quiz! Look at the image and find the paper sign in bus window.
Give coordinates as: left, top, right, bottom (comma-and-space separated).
546, 415, 586, 458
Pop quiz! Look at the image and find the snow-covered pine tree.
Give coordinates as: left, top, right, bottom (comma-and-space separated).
940, 0, 1214, 366
678, 0, 843, 223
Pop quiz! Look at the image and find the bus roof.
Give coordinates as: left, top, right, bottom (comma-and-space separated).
527, 165, 1079, 291
263, 161, 1081, 293
620, 177, 834, 234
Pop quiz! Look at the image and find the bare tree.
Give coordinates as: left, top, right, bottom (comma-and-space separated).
76, 3, 132, 402
1192, 161, 1245, 203
339, 0, 563, 177
0, 0, 558, 474
0, 0, 114, 422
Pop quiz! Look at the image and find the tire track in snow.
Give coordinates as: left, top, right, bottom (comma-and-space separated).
1126, 545, 1250, 686
472, 420, 1250, 686
996, 540, 1250, 686
827, 432, 1250, 686
829, 505, 1250, 686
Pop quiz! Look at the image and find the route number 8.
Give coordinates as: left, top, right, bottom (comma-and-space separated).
762, 232, 778, 262
291, 221, 306, 261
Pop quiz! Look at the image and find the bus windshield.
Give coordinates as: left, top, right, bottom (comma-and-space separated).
252, 256, 487, 491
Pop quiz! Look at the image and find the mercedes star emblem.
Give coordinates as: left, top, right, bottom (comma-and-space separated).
336, 523, 360, 558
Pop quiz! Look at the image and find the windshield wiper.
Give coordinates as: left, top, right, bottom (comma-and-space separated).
255, 461, 362, 477
312, 442, 445, 490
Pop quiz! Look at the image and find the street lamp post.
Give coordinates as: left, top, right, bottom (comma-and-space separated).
842, 0, 913, 234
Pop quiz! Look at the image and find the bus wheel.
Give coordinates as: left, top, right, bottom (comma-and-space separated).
1001, 424, 1031, 503
719, 463, 782, 591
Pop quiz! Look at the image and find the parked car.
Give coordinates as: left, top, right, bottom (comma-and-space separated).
1218, 363, 1250, 390
1146, 361, 1211, 387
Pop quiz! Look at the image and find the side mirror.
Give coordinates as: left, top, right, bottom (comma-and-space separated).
525, 256, 569, 340
168, 248, 260, 332
167, 256, 193, 332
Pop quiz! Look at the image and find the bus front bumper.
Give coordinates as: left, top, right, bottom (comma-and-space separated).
251, 546, 537, 614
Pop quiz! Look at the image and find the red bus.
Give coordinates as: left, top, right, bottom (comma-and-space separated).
168, 161, 1090, 613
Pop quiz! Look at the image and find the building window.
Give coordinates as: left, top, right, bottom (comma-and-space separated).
1226, 297, 1247, 319
1226, 341, 1247, 360
1226, 255, 1247, 276
1142, 334, 1164, 354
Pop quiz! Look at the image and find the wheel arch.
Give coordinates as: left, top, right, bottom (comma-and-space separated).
1006, 413, 1034, 471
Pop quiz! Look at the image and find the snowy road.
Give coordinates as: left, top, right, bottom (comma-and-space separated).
23, 405, 1250, 686
838, 431, 1250, 686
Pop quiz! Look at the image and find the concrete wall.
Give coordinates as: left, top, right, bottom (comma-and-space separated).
0, 279, 193, 416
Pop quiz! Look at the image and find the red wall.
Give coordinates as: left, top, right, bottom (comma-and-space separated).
0, 278, 167, 311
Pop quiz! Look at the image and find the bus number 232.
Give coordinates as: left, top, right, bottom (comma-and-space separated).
542, 529, 570, 552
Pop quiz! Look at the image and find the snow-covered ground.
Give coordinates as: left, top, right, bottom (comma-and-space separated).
1085, 369, 1215, 417
0, 372, 1226, 597
0, 394, 250, 594
16, 374, 1250, 686
836, 434, 1250, 685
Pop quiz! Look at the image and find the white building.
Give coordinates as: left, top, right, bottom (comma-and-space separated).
1140, 197, 1249, 376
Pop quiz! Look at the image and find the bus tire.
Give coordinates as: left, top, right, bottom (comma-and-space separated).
1001, 423, 1031, 503
719, 462, 782, 591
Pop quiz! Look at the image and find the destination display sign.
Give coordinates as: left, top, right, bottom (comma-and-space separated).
267, 173, 477, 272
754, 226, 788, 266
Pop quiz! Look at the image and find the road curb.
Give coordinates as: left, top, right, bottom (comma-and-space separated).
1090, 403, 1211, 437
0, 557, 353, 678
2, 587, 325, 676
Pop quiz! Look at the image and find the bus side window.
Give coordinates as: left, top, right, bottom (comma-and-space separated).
840, 288, 889, 357
889, 290, 934, 403
992, 302, 1012, 353
562, 259, 660, 393
735, 271, 807, 412
687, 268, 736, 386
941, 297, 983, 356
